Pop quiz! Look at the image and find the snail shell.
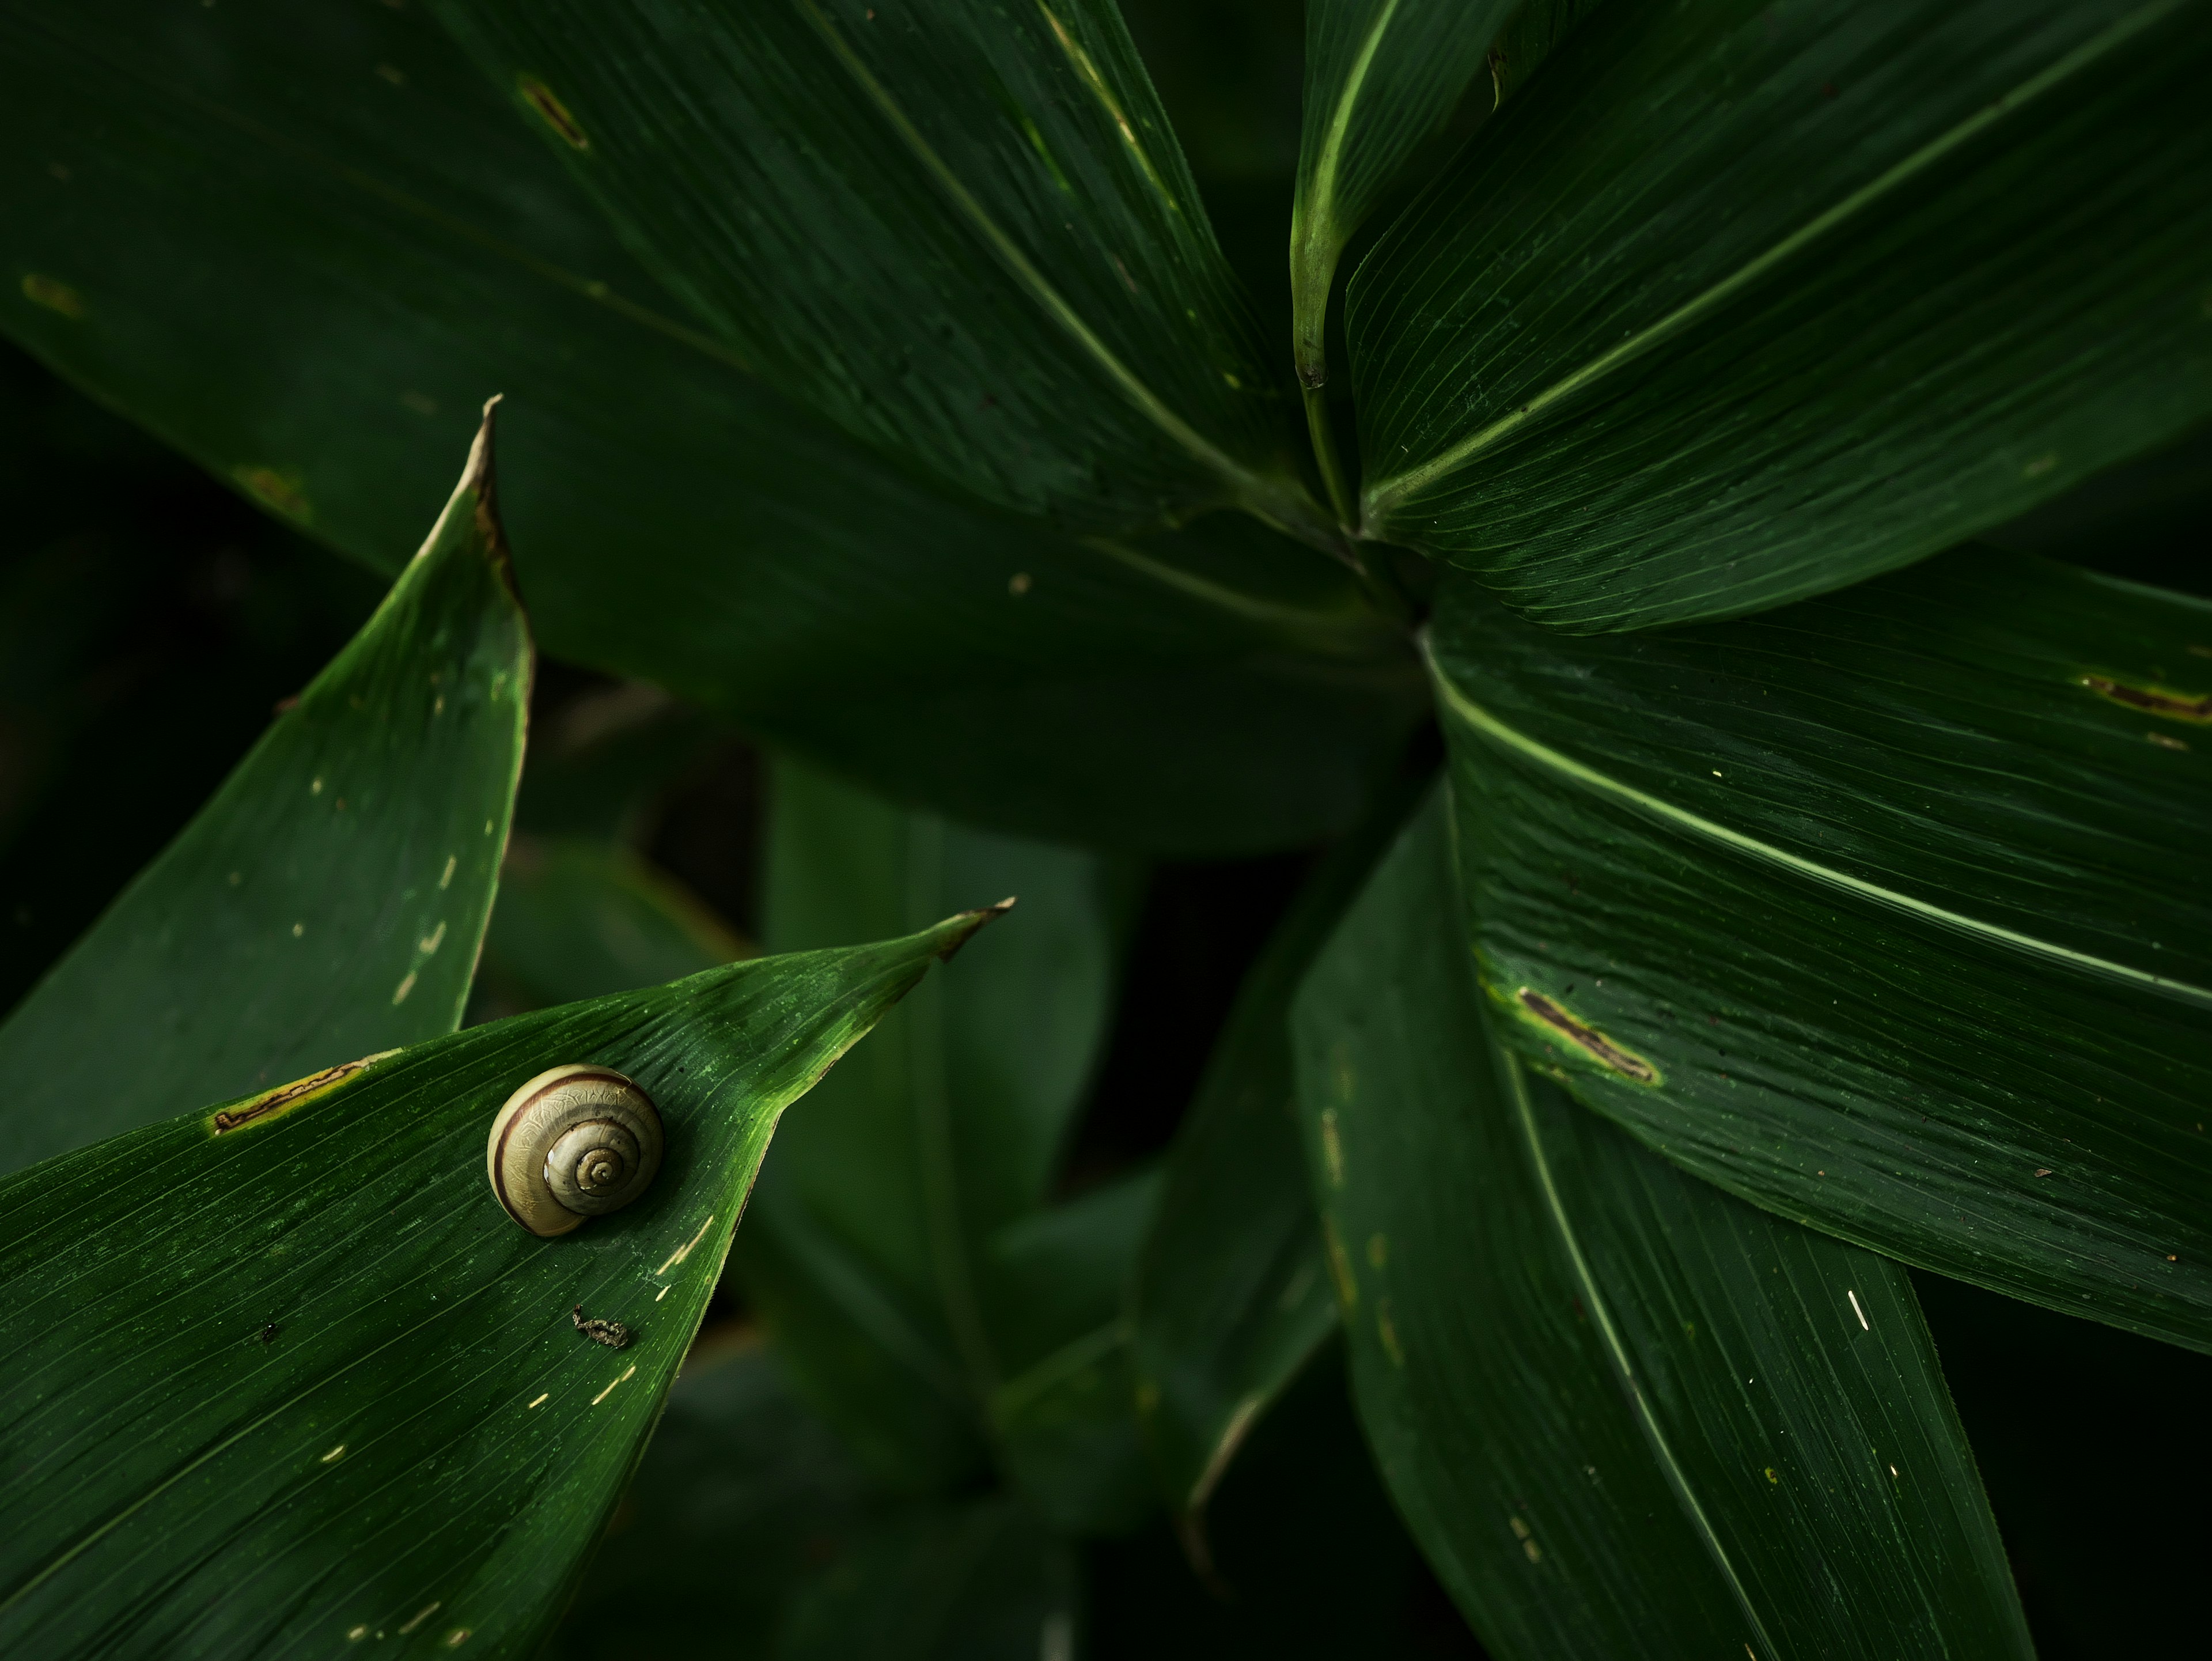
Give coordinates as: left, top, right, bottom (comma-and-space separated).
487, 1064, 663, 1238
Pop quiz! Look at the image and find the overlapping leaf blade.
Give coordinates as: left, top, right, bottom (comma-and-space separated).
0, 0, 1416, 852
1291, 0, 1507, 385
1128, 776, 1423, 1517
1290, 794, 2032, 1659
731, 758, 1131, 1511
1430, 548, 2212, 1349
431, 0, 1313, 539
0, 910, 998, 1659
0, 410, 527, 1176
1351, 0, 2212, 630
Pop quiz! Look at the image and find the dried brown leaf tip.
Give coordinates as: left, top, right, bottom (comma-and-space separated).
572, 1305, 632, 1349
1514, 988, 1660, 1085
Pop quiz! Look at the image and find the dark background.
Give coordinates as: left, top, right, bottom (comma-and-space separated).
4, 0, 2209, 1639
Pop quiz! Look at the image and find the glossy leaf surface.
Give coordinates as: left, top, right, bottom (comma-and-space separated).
0, 0, 1415, 853
1431, 548, 2212, 1348
0, 411, 527, 1177
1291, 796, 2031, 1659
732, 758, 1121, 1497
1291, 0, 1508, 387
1353, 0, 2212, 630
433, 0, 1309, 538
1129, 775, 1425, 1516
0, 910, 999, 1659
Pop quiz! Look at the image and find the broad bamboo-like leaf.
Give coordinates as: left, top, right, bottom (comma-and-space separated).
730, 758, 1119, 1492
1429, 548, 2212, 1349
477, 835, 748, 1016
431, 0, 1317, 541
1289, 0, 1510, 518
0, 0, 1416, 853
1129, 775, 1424, 1517
1351, 0, 2212, 630
0, 909, 1001, 1659
0, 408, 527, 1178
1290, 795, 2032, 1659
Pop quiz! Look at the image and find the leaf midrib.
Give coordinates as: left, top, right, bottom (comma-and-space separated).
1301, 0, 1407, 258
797, 0, 1261, 501
1426, 638, 2212, 1009
1498, 1050, 1779, 1659
1362, 0, 2187, 524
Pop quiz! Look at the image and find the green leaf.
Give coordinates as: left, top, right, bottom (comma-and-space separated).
730, 758, 1120, 1491
476, 834, 748, 1016
1290, 0, 1510, 518
0, 908, 1002, 1658
777, 1498, 1077, 1661
1429, 547, 2212, 1349
545, 1331, 1084, 1661
542, 1335, 873, 1661
1351, 0, 2212, 630
0, 407, 527, 1178
1293, 1, 1506, 360
1485, 0, 1609, 105
1290, 794, 2032, 1658
429, 0, 1317, 542
987, 1172, 1160, 1535
0, 0, 1415, 852
1129, 773, 1425, 1517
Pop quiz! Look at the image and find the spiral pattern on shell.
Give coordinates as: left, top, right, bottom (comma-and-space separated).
486, 1064, 664, 1238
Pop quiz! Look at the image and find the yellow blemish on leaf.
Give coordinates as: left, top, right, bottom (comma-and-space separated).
310, 777, 324, 795
1008, 571, 1032, 596
392, 970, 418, 1005
2078, 672, 2212, 723
590, 1363, 637, 1406
1366, 1231, 1388, 1270
1376, 1298, 1404, 1367
348, 1627, 369, 1642
320, 1444, 346, 1463
209, 1051, 394, 1135
397, 1604, 441, 1637
20, 273, 84, 318
1319, 1107, 1345, 1189
527, 1393, 548, 1409
1321, 1213, 1357, 1312
419, 921, 447, 955
518, 73, 589, 149
445, 1630, 471, 1649
233, 465, 312, 524
1330, 1039, 1355, 1106
291, 922, 305, 939
1509, 988, 1660, 1085
656, 1214, 717, 1276
1766, 1466, 1780, 1483
440, 855, 457, 890
2021, 452, 2058, 478
2149, 732, 2190, 751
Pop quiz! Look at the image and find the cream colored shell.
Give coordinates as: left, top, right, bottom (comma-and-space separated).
487, 1063, 664, 1238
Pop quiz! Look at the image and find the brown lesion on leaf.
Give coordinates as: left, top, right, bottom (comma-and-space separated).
2078, 673, 2212, 723
207, 1051, 395, 1135
1513, 989, 1659, 1085
517, 74, 590, 150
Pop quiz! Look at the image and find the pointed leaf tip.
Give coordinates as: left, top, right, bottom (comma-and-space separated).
933, 895, 1018, 961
